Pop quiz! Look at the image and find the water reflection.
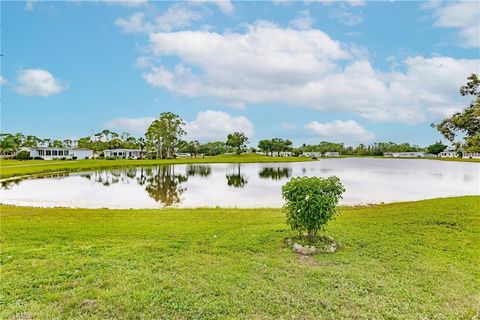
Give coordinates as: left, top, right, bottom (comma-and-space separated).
144, 166, 188, 206
258, 167, 292, 180
1, 159, 478, 208
226, 164, 248, 188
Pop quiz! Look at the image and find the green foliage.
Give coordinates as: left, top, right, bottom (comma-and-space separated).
258, 138, 293, 156
434, 73, 480, 152
226, 132, 248, 154
145, 112, 186, 159
282, 176, 345, 237
427, 141, 447, 155
15, 150, 31, 160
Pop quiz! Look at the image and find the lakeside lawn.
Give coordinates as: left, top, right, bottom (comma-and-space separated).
0, 154, 312, 179
1, 196, 479, 319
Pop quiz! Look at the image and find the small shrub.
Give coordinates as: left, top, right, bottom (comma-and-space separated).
33, 157, 44, 160
282, 176, 345, 237
105, 156, 116, 160
72, 156, 77, 160
16, 150, 31, 160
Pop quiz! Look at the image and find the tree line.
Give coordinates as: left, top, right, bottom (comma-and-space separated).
2, 74, 478, 158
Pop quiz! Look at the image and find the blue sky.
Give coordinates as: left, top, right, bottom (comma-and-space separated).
1, 0, 479, 146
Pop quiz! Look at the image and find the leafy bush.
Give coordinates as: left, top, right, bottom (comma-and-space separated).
105, 156, 117, 160
33, 157, 44, 160
16, 150, 31, 160
282, 176, 345, 237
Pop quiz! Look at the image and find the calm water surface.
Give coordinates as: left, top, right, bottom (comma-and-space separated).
1, 158, 478, 208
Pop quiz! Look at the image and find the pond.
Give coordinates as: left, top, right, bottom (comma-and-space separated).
1, 158, 478, 208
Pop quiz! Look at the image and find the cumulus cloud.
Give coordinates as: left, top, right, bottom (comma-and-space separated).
306, 120, 374, 142
104, 117, 155, 134
184, 110, 254, 141
189, 0, 235, 15
15, 69, 67, 97
425, 1, 479, 48
116, 5, 202, 33
139, 22, 478, 123
0, 76, 7, 85
290, 10, 314, 30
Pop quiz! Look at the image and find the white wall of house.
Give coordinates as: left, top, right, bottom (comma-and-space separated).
28, 148, 92, 160
104, 149, 146, 159
462, 152, 480, 159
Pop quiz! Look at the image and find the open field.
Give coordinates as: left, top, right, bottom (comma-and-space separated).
0, 154, 312, 179
1, 197, 479, 319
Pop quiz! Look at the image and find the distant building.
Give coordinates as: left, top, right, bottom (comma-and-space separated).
300, 152, 322, 158
324, 152, 340, 157
462, 152, 480, 159
104, 149, 147, 159
384, 152, 434, 158
439, 150, 458, 158
28, 147, 93, 160
277, 151, 293, 157
0, 150, 16, 158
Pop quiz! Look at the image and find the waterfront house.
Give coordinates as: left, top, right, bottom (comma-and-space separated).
104, 149, 147, 159
385, 152, 434, 158
324, 152, 340, 157
462, 152, 480, 159
28, 147, 93, 160
439, 150, 458, 158
300, 152, 323, 158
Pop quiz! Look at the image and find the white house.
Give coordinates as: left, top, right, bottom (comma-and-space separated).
277, 151, 293, 157
324, 152, 340, 157
301, 152, 322, 158
439, 150, 458, 158
385, 152, 434, 158
462, 152, 480, 159
28, 147, 93, 160
104, 149, 147, 159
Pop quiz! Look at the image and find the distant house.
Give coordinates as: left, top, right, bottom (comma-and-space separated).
276, 151, 293, 157
439, 150, 458, 158
104, 149, 147, 159
462, 152, 480, 159
385, 152, 434, 158
300, 152, 322, 158
0, 150, 16, 158
28, 147, 93, 160
324, 152, 340, 157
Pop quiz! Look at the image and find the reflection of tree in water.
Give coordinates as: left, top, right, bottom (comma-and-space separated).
81, 169, 138, 186
226, 164, 248, 188
2, 173, 70, 190
186, 165, 212, 178
258, 167, 291, 180
1, 179, 21, 190
145, 165, 188, 206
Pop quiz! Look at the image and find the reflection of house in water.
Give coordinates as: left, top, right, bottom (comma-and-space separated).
186, 165, 212, 178
144, 166, 188, 206
258, 167, 291, 180
226, 164, 248, 188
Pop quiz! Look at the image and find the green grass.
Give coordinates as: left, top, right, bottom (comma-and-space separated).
0, 154, 312, 179
1, 196, 479, 319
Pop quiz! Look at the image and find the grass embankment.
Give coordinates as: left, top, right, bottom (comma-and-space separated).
1, 197, 479, 319
0, 154, 312, 179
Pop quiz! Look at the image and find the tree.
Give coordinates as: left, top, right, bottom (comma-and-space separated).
145, 112, 186, 159
427, 141, 447, 155
258, 139, 273, 156
433, 73, 480, 152
281, 176, 345, 238
226, 132, 248, 154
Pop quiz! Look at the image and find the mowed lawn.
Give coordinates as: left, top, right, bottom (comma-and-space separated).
0, 154, 312, 179
1, 197, 479, 319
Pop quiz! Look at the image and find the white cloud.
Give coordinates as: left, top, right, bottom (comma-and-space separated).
25, 0, 36, 10
0, 76, 7, 85
15, 69, 67, 97
189, 0, 235, 15
329, 5, 363, 26
116, 5, 201, 33
184, 110, 254, 141
105, 117, 155, 134
306, 120, 374, 142
290, 10, 314, 30
306, 0, 366, 7
426, 1, 480, 48
140, 22, 478, 123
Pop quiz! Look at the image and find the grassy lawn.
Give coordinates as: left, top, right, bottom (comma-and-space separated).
1, 196, 479, 319
0, 154, 312, 179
